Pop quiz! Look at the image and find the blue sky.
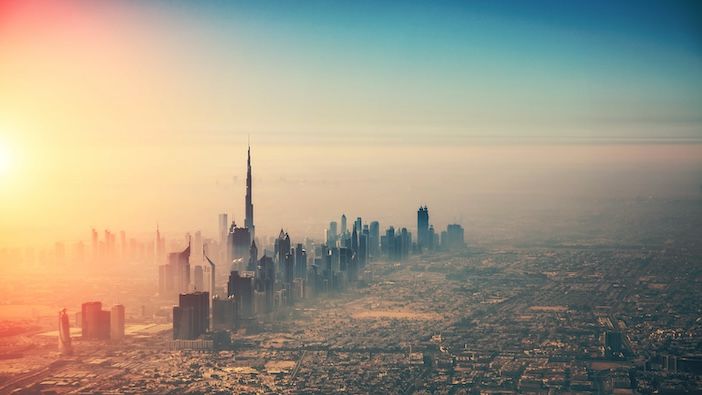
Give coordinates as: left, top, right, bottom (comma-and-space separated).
167, 0, 702, 140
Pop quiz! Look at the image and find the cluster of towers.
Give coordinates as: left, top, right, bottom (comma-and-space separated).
57, 302, 125, 355
54, 145, 467, 350
168, 145, 466, 343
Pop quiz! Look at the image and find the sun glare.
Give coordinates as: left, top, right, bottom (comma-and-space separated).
0, 140, 13, 176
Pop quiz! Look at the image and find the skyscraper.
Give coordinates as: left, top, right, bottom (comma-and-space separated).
173, 292, 209, 340
218, 213, 228, 246
327, 221, 338, 246
256, 255, 276, 314
229, 222, 251, 264
81, 301, 110, 340
248, 240, 258, 272
295, 243, 307, 279
369, 221, 380, 258
275, 230, 291, 273
203, 246, 217, 330
227, 271, 254, 318
58, 308, 72, 355
159, 242, 191, 297
444, 224, 465, 250
340, 214, 347, 235
194, 265, 204, 291
417, 206, 429, 251
110, 305, 125, 341
244, 144, 255, 242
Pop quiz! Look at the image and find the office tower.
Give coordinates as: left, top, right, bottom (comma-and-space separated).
173, 243, 191, 293
155, 224, 166, 264
369, 221, 380, 258
351, 226, 358, 253
327, 221, 338, 246
248, 240, 258, 271
382, 226, 395, 258
359, 231, 368, 267
158, 242, 191, 297
417, 206, 429, 251
295, 243, 307, 279
91, 228, 98, 261
193, 231, 203, 265
194, 265, 204, 291
275, 230, 290, 273
227, 271, 254, 318
218, 213, 228, 246
340, 214, 347, 235
428, 225, 436, 250
228, 222, 251, 264
444, 224, 465, 250
204, 247, 216, 330
244, 144, 255, 242
110, 305, 125, 341
82, 301, 110, 340
284, 253, 295, 304
284, 252, 295, 284
292, 278, 305, 300
173, 292, 209, 340
212, 296, 237, 330
257, 255, 276, 313
340, 247, 354, 281
400, 228, 411, 259
58, 309, 72, 355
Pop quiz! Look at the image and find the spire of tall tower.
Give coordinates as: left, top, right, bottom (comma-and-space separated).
244, 143, 255, 242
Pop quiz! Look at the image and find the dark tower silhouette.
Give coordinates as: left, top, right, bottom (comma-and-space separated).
248, 240, 258, 271
244, 144, 255, 242
417, 206, 429, 251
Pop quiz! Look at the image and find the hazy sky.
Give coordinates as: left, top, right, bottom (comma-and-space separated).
0, 1, 701, 247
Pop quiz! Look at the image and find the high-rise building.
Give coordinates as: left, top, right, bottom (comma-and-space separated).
81, 301, 110, 340
327, 221, 338, 246
275, 230, 291, 273
340, 214, 347, 235
91, 228, 98, 261
155, 224, 166, 264
417, 206, 429, 251
244, 144, 255, 241
173, 292, 209, 340
58, 308, 72, 355
212, 296, 237, 330
203, 247, 217, 330
159, 242, 191, 296
194, 265, 204, 291
369, 221, 380, 258
229, 222, 251, 264
227, 271, 254, 318
218, 213, 228, 246
256, 255, 276, 314
444, 224, 465, 250
294, 243, 307, 279
248, 240, 258, 271
110, 305, 125, 341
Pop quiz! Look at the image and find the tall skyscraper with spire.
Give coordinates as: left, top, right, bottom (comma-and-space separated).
244, 144, 255, 242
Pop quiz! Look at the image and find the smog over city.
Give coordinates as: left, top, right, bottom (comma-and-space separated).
1, 1, 701, 394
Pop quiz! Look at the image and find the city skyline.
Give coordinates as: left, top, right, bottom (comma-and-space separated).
0, 2, 701, 393
1, 0, 702, 248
